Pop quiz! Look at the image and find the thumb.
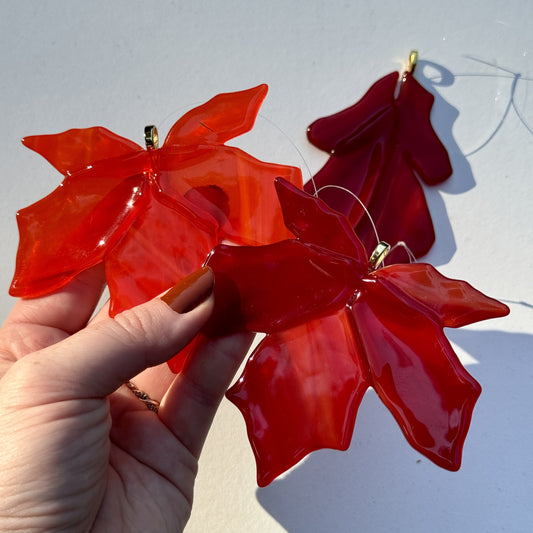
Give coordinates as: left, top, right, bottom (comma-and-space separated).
22, 267, 215, 401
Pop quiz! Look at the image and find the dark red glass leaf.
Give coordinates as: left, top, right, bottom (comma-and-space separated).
211, 179, 509, 484
305, 71, 452, 258
227, 311, 369, 487
371, 263, 509, 328
350, 275, 483, 470
274, 178, 368, 270
206, 240, 358, 335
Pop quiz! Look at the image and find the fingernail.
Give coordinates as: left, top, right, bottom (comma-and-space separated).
161, 266, 214, 313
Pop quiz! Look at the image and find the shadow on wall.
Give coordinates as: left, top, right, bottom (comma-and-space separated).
256, 323, 533, 533
417, 59, 476, 196
417, 57, 533, 266
416, 60, 476, 267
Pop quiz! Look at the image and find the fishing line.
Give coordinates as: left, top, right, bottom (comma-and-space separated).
314, 184, 381, 247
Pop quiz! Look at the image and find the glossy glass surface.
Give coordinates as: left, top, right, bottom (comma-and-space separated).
10, 85, 302, 315
206, 179, 509, 486
305, 71, 452, 259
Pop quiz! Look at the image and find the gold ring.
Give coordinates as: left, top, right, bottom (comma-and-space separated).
125, 381, 160, 413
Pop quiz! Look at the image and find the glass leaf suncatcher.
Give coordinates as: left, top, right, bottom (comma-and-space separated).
10, 85, 302, 315
9, 76, 508, 489
305, 57, 452, 260
205, 178, 509, 486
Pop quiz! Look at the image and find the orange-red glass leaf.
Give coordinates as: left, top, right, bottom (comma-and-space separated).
22, 127, 143, 175
106, 188, 218, 316
305, 71, 452, 259
159, 146, 299, 246
11, 173, 146, 297
164, 84, 268, 147
10, 87, 302, 312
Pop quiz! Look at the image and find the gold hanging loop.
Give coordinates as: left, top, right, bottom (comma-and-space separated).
144, 125, 159, 150
407, 50, 418, 74
369, 241, 391, 271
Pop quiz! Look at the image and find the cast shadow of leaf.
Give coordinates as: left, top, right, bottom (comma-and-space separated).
415, 60, 476, 266
416, 57, 533, 266
255, 322, 532, 533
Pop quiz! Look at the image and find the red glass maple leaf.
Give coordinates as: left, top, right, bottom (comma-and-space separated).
305, 68, 452, 259
10, 85, 302, 315
206, 178, 509, 486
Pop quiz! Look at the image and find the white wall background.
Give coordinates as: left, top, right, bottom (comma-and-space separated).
0, 1, 531, 532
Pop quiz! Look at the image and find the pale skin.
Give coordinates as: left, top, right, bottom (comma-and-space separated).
0, 265, 253, 532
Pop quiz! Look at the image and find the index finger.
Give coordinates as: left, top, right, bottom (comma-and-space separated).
0, 264, 106, 359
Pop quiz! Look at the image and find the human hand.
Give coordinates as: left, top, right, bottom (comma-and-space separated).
0, 265, 253, 532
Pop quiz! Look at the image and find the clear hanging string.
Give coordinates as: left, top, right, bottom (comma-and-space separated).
310, 183, 416, 267
314, 183, 381, 246
158, 93, 416, 267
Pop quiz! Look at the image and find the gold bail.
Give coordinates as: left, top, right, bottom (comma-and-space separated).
408, 50, 418, 74
369, 241, 391, 270
144, 125, 159, 150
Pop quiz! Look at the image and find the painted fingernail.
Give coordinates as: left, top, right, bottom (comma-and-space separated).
161, 266, 214, 313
